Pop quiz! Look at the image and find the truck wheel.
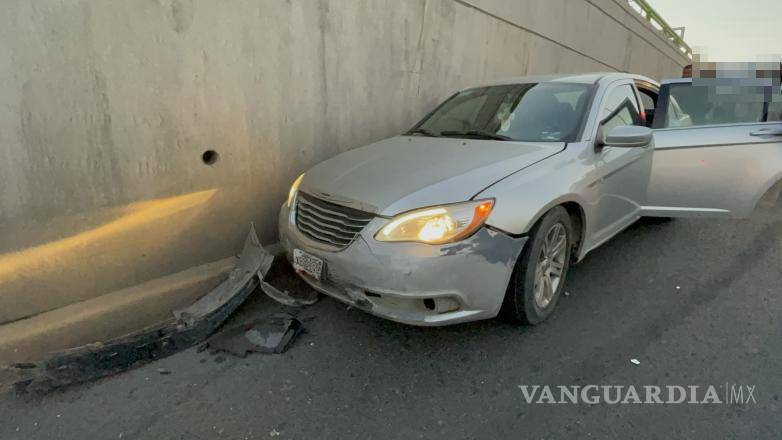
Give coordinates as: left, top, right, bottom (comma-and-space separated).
502, 206, 573, 325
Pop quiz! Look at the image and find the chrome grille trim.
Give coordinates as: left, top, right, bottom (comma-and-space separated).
297, 217, 356, 240
295, 193, 374, 249
298, 196, 370, 224
297, 204, 366, 231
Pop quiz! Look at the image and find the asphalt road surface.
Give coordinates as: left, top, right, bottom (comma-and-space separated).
2, 208, 781, 439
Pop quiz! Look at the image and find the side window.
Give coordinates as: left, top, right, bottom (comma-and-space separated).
637, 87, 658, 127
637, 90, 656, 112
599, 85, 643, 134
768, 93, 782, 121
666, 95, 693, 127
662, 83, 766, 128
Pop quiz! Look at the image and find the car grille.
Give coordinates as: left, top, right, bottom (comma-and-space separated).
295, 193, 374, 249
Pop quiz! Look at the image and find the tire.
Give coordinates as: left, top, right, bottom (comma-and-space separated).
502, 206, 573, 325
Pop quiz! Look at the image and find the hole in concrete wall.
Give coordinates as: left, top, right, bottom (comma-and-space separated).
202, 150, 219, 166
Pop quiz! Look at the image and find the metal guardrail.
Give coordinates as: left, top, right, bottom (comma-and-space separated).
627, 0, 693, 59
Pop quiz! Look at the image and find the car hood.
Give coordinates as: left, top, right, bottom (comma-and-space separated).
299, 136, 564, 216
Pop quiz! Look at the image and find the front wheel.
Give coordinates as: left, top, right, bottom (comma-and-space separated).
502, 207, 573, 325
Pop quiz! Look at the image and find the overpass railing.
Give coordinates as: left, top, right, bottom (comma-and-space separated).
627, 0, 693, 59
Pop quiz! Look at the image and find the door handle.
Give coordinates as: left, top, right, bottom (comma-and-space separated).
750, 127, 782, 137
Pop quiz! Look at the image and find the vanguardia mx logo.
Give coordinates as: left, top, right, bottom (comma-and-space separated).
517, 384, 758, 405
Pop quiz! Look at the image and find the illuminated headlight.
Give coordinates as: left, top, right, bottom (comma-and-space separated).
287, 173, 304, 207
375, 199, 494, 244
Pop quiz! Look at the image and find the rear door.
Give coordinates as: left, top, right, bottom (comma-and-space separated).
644, 79, 782, 218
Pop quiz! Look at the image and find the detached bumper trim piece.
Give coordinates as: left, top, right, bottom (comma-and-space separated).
7, 224, 272, 393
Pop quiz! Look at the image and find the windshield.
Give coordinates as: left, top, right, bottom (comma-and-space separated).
410, 82, 593, 142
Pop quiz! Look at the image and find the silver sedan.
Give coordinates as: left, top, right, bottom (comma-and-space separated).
278, 73, 782, 326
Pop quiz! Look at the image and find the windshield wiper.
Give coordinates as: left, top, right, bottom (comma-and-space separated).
405, 128, 441, 137
440, 130, 511, 141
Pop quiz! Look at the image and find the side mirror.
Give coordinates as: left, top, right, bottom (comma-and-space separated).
603, 125, 653, 148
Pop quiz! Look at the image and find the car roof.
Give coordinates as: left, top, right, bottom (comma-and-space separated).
660, 78, 692, 85
480, 72, 658, 87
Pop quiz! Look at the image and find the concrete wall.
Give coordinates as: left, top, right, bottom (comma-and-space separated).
0, 0, 689, 361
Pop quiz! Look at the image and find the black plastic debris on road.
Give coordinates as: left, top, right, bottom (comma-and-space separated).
7, 224, 273, 394
207, 314, 303, 357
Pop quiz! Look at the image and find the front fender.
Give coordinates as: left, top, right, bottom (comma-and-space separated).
485, 192, 591, 236
476, 145, 596, 237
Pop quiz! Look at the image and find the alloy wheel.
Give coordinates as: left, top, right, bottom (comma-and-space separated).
533, 222, 568, 309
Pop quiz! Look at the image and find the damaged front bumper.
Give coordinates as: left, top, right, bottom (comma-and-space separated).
278, 203, 527, 326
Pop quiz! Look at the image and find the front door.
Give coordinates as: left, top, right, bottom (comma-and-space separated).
644, 80, 782, 218
589, 80, 654, 247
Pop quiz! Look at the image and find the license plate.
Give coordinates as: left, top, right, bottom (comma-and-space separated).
293, 249, 323, 281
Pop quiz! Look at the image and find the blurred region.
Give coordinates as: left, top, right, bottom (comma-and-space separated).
675, 59, 782, 126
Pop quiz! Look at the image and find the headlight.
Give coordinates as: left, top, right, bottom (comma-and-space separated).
287, 173, 304, 207
375, 199, 494, 244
